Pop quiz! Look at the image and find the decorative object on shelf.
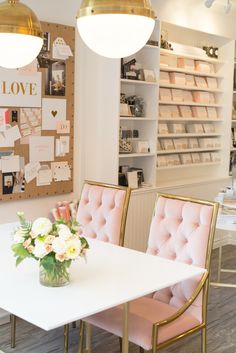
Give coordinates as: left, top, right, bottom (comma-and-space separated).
0, 0, 43, 69
11, 211, 89, 287
121, 94, 145, 117
203, 46, 218, 59
204, 0, 232, 13
119, 138, 132, 153
119, 165, 144, 187
121, 58, 144, 81
160, 29, 173, 51
77, 0, 156, 58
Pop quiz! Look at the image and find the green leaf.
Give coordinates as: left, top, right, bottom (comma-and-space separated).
16, 257, 25, 266
11, 243, 29, 258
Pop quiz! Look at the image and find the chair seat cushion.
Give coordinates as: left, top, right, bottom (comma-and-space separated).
85, 297, 201, 351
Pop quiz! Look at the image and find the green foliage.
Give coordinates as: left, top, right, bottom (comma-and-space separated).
11, 243, 32, 266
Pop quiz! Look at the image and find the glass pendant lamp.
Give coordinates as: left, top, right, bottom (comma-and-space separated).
77, 0, 156, 58
0, 0, 43, 69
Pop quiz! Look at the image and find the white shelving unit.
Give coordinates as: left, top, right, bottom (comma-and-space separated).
230, 44, 236, 174
156, 21, 234, 187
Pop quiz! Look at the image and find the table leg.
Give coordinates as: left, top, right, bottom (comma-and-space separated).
64, 324, 69, 353
122, 302, 129, 353
85, 322, 91, 353
10, 314, 16, 348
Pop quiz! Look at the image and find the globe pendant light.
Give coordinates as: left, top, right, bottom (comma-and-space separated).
0, 0, 43, 69
77, 0, 156, 58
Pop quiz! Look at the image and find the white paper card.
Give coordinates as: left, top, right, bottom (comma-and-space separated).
37, 165, 53, 186
29, 136, 54, 162
24, 162, 41, 183
42, 98, 67, 130
4, 125, 21, 142
1, 155, 21, 172
51, 161, 71, 182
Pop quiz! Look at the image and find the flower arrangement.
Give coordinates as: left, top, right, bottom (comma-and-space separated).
12, 212, 89, 287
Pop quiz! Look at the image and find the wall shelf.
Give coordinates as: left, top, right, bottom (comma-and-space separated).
159, 117, 223, 122
157, 147, 221, 155
157, 161, 221, 170
160, 65, 223, 78
160, 48, 225, 64
158, 133, 221, 138
121, 79, 158, 86
119, 153, 156, 158
159, 100, 222, 107
120, 117, 156, 121
159, 83, 223, 93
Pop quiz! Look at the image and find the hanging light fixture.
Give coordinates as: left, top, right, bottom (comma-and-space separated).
77, 0, 156, 58
0, 0, 43, 69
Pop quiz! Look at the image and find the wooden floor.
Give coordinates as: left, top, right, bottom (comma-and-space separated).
0, 245, 236, 353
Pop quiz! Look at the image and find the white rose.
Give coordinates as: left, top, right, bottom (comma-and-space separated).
33, 239, 47, 259
13, 230, 25, 244
57, 224, 72, 240
32, 218, 52, 236
52, 237, 67, 255
65, 239, 81, 260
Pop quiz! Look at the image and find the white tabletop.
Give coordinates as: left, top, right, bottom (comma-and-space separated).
0, 223, 205, 331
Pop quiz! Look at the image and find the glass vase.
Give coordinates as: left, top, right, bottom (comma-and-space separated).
39, 262, 70, 287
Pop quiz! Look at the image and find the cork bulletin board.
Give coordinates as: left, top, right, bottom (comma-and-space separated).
0, 21, 75, 201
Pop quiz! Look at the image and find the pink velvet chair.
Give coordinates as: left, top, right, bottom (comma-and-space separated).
80, 193, 218, 353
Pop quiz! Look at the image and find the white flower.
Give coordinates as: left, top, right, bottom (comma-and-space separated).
13, 230, 25, 244
32, 218, 52, 236
65, 239, 81, 260
33, 239, 48, 259
57, 224, 72, 240
52, 237, 67, 255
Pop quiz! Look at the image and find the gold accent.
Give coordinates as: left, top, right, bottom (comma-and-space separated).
83, 180, 131, 247
149, 192, 219, 353
64, 324, 69, 353
10, 314, 16, 348
0, 0, 43, 37
77, 0, 156, 19
122, 302, 129, 353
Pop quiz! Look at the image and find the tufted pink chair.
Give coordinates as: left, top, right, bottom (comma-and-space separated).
80, 193, 218, 353
76, 180, 131, 246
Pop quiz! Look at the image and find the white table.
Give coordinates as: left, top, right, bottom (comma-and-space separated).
0, 223, 205, 353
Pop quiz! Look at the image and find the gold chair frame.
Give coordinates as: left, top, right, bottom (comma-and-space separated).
10, 180, 131, 353
78, 192, 219, 353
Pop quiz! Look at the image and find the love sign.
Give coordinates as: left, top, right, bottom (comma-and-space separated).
0, 69, 42, 108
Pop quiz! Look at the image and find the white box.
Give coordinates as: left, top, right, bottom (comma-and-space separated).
171, 89, 183, 102
214, 138, 221, 147
198, 138, 214, 148
158, 123, 169, 134
203, 123, 215, 133
189, 138, 199, 148
177, 58, 195, 71
160, 55, 177, 67
183, 90, 193, 102
185, 75, 195, 87
159, 88, 172, 101
166, 154, 181, 166
209, 93, 215, 104
131, 140, 150, 153
173, 138, 188, 149
195, 61, 211, 73
180, 153, 192, 164
160, 71, 170, 84
169, 72, 186, 85
179, 105, 192, 117
200, 152, 211, 163
168, 123, 185, 134
160, 139, 175, 150
206, 77, 218, 89
195, 76, 207, 88
191, 153, 201, 163
192, 91, 210, 104
192, 106, 208, 118
157, 140, 162, 150
209, 63, 215, 74
186, 123, 204, 133
207, 107, 218, 119
211, 152, 221, 162
157, 156, 167, 167
170, 105, 180, 117
159, 105, 172, 118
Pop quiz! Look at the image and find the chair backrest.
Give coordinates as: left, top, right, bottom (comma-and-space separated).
146, 193, 218, 322
76, 180, 131, 246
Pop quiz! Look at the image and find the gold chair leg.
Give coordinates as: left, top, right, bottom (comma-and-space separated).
217, 244, 223, 283
119, 337, 122, 352
72, 321, 77, 329
78, 320, 84, 353
85, 322, 91, 352
64, 324, 69, 353
201, 327, 207, 353
10, 314, 16, 348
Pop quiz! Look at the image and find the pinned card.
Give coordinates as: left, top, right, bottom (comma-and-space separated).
42, 98, 67, 130
56, 120, 70, 134
37, 165, 52, 186
51, 161, 71, 182
4, 125, 21, 142
0, 108, 8, 131
24, 162, 41, 183
56, 136, 70, 157
1, 155, 21, 173
29, 136, 54, 162
52, 37, 73, 60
